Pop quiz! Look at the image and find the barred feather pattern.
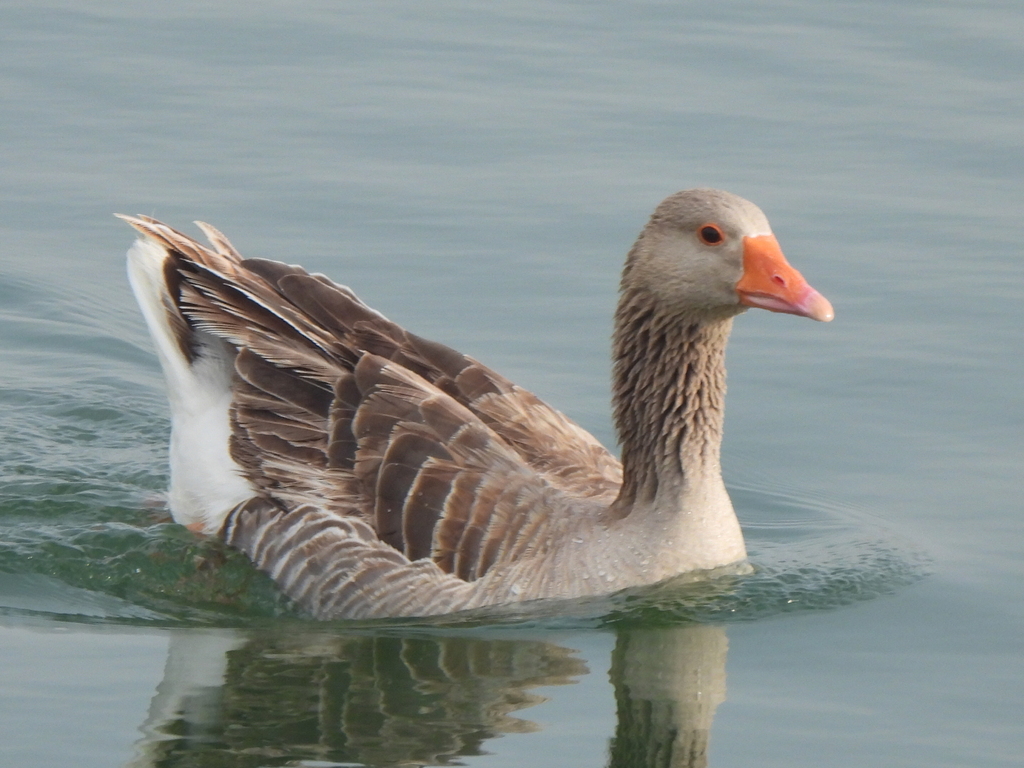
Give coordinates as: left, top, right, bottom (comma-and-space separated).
222, 499, 476, 619
119, 214, 628, 617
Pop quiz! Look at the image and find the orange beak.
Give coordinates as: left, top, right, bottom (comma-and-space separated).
736, 235, 834, 322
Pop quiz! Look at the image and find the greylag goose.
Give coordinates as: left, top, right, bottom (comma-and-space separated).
120, 189, 832, 620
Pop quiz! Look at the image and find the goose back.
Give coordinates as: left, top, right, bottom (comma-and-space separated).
121, 215, 624, 617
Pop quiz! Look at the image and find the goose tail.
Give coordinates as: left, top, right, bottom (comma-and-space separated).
124, 223, 255, 533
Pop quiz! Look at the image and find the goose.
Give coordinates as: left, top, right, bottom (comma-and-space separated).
120, 189, 832, 620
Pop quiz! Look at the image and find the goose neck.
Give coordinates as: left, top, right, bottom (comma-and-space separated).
611, 290, 733, 513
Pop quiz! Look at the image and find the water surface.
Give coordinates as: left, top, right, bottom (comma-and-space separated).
1, 2, 1021, 766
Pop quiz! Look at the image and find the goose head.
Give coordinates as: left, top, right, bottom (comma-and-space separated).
622, 188, 833, 322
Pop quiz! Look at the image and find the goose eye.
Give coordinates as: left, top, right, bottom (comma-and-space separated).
698, 224, 725, 245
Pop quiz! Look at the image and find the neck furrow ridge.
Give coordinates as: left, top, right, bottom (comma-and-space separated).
611, 289, 732, 513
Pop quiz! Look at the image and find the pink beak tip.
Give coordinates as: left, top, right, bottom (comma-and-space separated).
802, 289, 835, 322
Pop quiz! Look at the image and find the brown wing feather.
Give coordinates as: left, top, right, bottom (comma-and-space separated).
349, 354, 583, 579
120, 215, 619, 587
122, 212, 620, 492
267, 269, 622, 495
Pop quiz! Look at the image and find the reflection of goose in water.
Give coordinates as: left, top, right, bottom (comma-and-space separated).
126, 630, 587, 767
125, 625, 728, 767
609, 628, 727, 768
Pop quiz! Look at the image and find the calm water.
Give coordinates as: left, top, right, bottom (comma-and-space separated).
1, 2, 1022, 766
